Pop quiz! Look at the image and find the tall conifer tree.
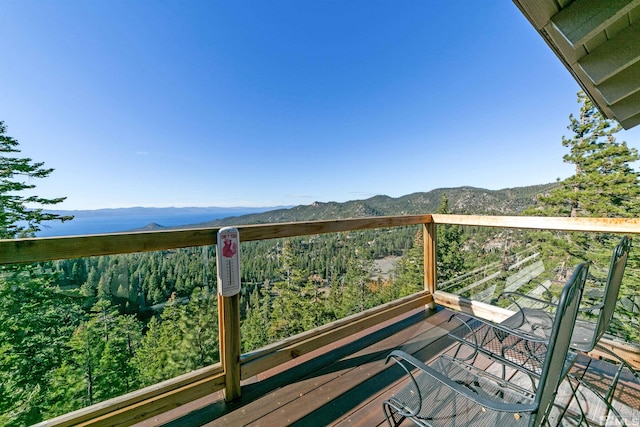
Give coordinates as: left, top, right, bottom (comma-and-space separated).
269, 241, 308, 340
436, 195, 465, 282
0, 121, 72, 238
0, 122, 78, 426
527, 93, 640, 343
533, 92, 640, 218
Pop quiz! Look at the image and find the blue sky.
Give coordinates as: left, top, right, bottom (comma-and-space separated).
2, 1, 639, 210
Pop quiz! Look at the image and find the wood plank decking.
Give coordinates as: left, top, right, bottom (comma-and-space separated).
134, 307, 639, 427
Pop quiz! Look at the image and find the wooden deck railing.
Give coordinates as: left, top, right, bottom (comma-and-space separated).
2, 214, 639, 426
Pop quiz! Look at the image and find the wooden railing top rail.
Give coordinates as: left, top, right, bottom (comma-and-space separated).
0, 214, 432, 265
2, 214, 639, 265
432, 214, 640, 233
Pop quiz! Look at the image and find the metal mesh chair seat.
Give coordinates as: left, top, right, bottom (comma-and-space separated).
385, 354, 534, 427
449, 317, 546, 376
448, 316, 577, 378
500, 309, 602, 353
499, 307, 553, 339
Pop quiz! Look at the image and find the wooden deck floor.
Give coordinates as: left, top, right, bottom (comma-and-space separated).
134, 307, 640, 427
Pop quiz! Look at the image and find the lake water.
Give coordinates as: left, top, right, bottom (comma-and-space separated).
36, 210, 264, 237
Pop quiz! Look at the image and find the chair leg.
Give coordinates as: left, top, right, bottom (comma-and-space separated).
382, 402, 406, 427
448, 314, 481, 363
593, 343, 640, 404
561, 375, 588, 425
452, 340, 478, 363
565, 373, 629, 427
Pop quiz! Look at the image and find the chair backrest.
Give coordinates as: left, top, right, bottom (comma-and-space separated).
533, 262, 589, 427
590, 235, 631, 347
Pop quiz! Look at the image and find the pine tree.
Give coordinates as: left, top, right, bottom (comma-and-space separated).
302, 273, 329, 330
335, 251, 375, 318
42, 361, 86, 420
531, 92, 640, 218
0, 121, 72, 238
393, 229, 424, 297
269, 241, 308, 340
0, 122, 80, 425
177, 287, 219, 371
392, 195, 464, 294
436, 195, 465, 282
43, 300, 143, 418
241, 283, 272, 352
133, 288, 218, 385
132, 316, 175, 386
526, 92, 640, 343
0, 268, 84, 426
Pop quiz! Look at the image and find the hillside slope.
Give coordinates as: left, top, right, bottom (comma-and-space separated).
185, 183, 557, 228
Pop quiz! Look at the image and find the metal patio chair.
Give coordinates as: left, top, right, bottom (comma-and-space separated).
382, 262, 589, 427
500, 235, 637, 424
450, 236, 633, 372
447, 236, 637, 425
501, 236, 631, 357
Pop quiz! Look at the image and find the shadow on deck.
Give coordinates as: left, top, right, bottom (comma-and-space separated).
134, 307, 640, 427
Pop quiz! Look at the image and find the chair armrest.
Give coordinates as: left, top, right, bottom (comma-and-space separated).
578, 302, 604, 314
499, 277, 558, 308
448, 312, 550, 343
385, 350, 538, 414
499, 291, 557, 327
500, 291, 557, 310
506, 277, 555, 297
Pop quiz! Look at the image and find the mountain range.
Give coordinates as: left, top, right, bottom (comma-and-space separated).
173, 183, 558, 229
43, 183, 557, 234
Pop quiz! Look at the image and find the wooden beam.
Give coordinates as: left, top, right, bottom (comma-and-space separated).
239, 214, 432, 242
240, 289, 433, 365
4, 215, 640, 266
73, 375, 225, 427
432, 290, 516, 323
590, 338, 640, 369
595, 61, 640, 105
610, 88, 640, 121
621, 111, 640, 129
430, 214, 640, 234
0, 228, 219, 265
424, 223, 437, 309
219, 293, 241, 401
0, 214, 432, 265
511, 0, 560, 29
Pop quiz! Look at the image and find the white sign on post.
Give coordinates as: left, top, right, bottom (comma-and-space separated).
217, 227, 241, 297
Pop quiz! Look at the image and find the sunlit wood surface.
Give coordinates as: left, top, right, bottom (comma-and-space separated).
133, 307, 640, 427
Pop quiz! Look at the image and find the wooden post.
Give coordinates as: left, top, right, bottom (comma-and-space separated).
424, 222, 437, 309
219, 293, 241, 401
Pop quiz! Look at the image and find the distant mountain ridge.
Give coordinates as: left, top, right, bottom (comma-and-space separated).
37, 206, 292, 236
46, 183, 556, 234
177, 183, 558, 229
46, 206, 291, 218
